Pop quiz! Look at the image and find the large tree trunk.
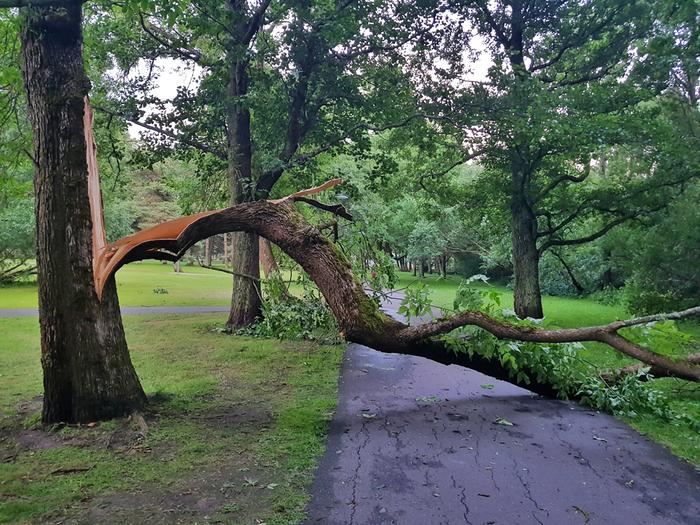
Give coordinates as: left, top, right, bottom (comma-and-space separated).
225, 23, 261, 328
21, 3, 145, 424
511, 164, 544, 319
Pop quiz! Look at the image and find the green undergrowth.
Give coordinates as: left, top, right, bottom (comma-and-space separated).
0, 314, 343, 524
395, 272, 700, 466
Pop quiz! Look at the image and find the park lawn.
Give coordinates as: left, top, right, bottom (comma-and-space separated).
0, 262, 234, 309
0, 314, 343, 524
0, 261, 306, 309
394, 272, 700, 466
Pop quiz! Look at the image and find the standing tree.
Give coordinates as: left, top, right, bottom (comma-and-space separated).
10, 0, 146, 423
97, 0, 439, 328
413, 0, 697, 318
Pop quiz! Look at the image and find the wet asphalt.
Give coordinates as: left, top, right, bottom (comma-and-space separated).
304, 301, 700, 525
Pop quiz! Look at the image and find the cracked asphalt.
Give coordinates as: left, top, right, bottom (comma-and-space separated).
304, 300, 700, 525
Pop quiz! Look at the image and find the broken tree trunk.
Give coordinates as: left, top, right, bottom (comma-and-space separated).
91, 180, 700, 389
21, 4, 145, 424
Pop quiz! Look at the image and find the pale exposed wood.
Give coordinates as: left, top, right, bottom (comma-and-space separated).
84, 98, 107, 280
93, 210, 217, 298
268, 178, 343, 204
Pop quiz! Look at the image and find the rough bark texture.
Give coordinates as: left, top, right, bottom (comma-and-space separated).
225, 0, 261, 328
511, 162, 544, 319
228, 231, 261, 326
21, 3, 145, 423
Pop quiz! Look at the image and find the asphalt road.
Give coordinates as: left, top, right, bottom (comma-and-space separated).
304, 302, 700, 525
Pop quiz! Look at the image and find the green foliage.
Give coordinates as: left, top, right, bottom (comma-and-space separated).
441, 280, 699, 427
453, 275, 496, 312
397, 282, 433, 325
0, 197, 35, 283
620, 184, 700, 314
242, 273, 340, 342
103, 198, 137, 242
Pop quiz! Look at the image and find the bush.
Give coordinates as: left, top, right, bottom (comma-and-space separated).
242, 273, 340, 342
621, 185, 700, 314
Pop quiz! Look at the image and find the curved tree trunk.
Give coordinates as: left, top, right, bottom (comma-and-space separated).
21, 3, 145, 424
95, 191, 700, 387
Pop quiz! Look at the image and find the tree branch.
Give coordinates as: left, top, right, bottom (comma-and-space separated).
243, 0, 273, 45
294, 197, 353, 221
138, 13, 210, 66
93, 105, 227, 160
538, 170, 589, 198
401, 308, 700, 382
94, 181, 700, 387
539, 215, 631, 252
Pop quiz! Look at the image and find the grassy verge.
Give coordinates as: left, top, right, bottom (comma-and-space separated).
394, 272, 700, 466
0, 314, 343, 524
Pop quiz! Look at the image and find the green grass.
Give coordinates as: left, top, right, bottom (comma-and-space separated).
395, 272, 626, 327
0, 262, 235, 309
0, 314, 343, 524
393, 272, 700, 466
0, 262, 307, 309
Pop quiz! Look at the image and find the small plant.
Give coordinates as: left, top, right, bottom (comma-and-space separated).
398, 283, 433, 324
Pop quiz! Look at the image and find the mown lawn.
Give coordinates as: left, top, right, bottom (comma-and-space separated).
0, 262, 234, 309
0, 314, 343, 524
394, 272, 700, 466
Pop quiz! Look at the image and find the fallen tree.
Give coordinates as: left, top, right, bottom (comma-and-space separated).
92, 178, 700, 394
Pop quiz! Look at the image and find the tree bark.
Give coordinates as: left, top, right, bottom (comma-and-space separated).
223, 233, 229, 266
21, 3, 145, 423
225, 1, 261, 328
204, 237, 212, 266
259, 237, 279, 276
511, 162, 544, 319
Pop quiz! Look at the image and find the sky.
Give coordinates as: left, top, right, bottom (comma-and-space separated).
125, 30, 493, 140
